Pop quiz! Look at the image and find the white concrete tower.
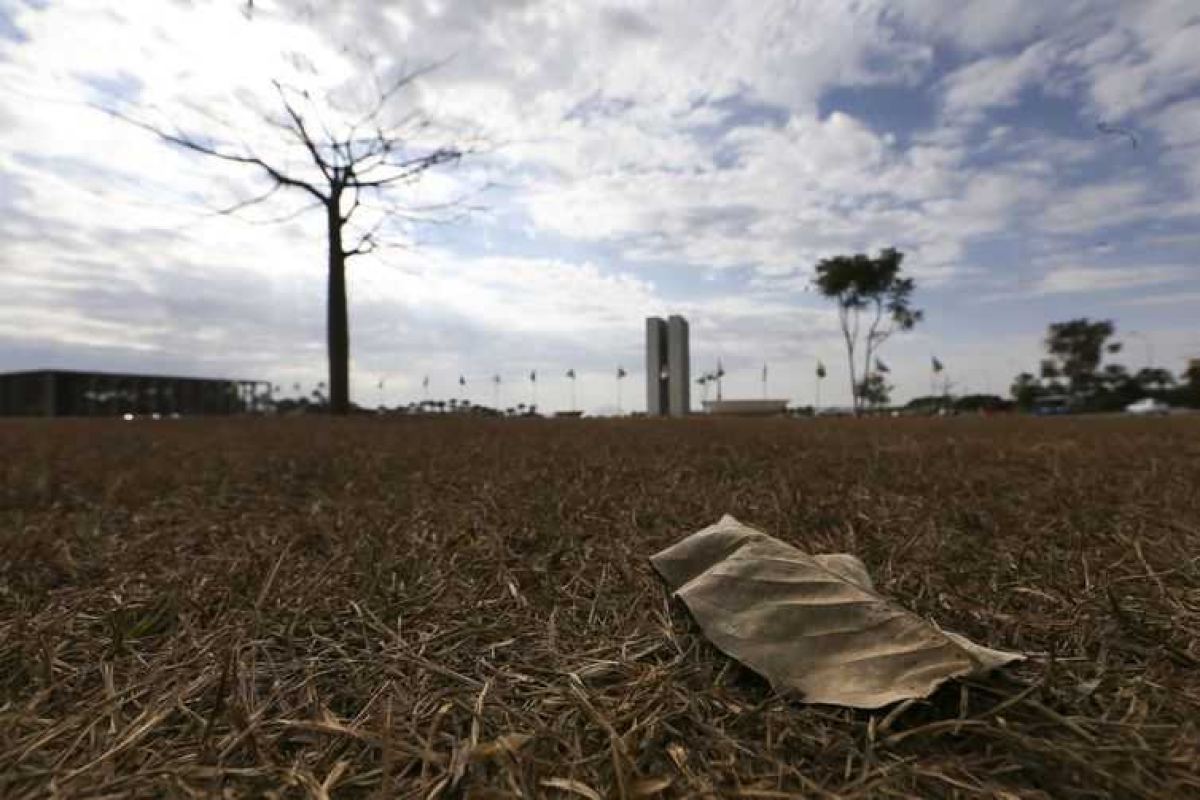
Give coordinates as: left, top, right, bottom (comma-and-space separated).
645, 317, 668, 416
667, 315, 690, 417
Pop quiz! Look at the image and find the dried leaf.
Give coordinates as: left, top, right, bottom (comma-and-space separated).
651, 515, 1023, 709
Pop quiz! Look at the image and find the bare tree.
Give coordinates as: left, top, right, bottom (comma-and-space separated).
105, 62, 483, 414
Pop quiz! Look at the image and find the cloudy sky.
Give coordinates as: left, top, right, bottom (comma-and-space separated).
2, 0, 1199, 412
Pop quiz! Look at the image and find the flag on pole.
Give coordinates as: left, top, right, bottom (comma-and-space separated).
566, 368, 577, 410
716, 360, 726, 379
932, 356, 944, 373
378, 378, 385, 389
875, 358, 890, 374
493, 374, 501, 384
617, 366, 627, 379
422, 375, 429, 389
814, 362, 824, 411
459, 375, 466, 386
762, 363, 768, 383
530, 370, 537, 383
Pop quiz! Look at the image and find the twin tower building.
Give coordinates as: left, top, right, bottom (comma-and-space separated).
645, 315, 690, 417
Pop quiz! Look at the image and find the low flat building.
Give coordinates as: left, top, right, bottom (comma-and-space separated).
702, 399, 789, 416
0, 369, 271, 417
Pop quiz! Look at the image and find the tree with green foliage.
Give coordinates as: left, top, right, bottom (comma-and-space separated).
813, 248, 922, 413
1010, 372, 1042, 408
1174, 360, 1200, 408
1100, 363, 1133, 390
1090, 363, 1143, 411
1044, 318, 1122, 396
857, 373, 892, 409
954, 394, 1012, 413
1135, 367, 1176, 392
1185, 361, 1200, 389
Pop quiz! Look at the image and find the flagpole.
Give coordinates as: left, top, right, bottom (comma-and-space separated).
815, 361, 825, 414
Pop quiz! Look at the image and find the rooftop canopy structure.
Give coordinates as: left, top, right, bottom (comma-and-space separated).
0, 369, 272, 417
702, 399, 789, 416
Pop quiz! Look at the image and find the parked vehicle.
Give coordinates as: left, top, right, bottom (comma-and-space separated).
1033, 395, 1073, 415
1125, 397, 1170, 416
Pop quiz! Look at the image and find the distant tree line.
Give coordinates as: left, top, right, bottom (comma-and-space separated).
272, 394, 543, 417
1010, 318, 1200, 412
808, 249, 1197, 416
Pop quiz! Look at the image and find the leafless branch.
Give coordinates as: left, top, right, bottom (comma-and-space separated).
238, 199, 326, 227
343, 213, 391, 258
357, 177, 493, 229
210, 181, 283, 216
272, 80, 333, 182
98, 104, 329, 203
348, 57, 453, 139
349, 148, 464, 189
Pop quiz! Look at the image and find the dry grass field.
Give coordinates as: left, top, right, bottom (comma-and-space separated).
2, 415, 1199, 798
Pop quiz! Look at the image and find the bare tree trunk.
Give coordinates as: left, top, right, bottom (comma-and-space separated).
327, 193, 350, 415
840, 306, 859, 414
861, 298, 885, 414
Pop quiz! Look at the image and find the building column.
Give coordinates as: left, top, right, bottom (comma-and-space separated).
645, 317, 668, 416
668, 315, 690, 417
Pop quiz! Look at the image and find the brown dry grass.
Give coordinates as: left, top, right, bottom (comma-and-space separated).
1, 415, 1199, 798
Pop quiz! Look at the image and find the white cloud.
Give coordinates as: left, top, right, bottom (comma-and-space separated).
891, 0, 1092, 53
1118, 289, 1200, 307
941, 40, 1059, 123
1037, 180, 1155, 234
1154, 96, 1200, 148
1082, 8, 1200, 119
1034, 265, 1191, 295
